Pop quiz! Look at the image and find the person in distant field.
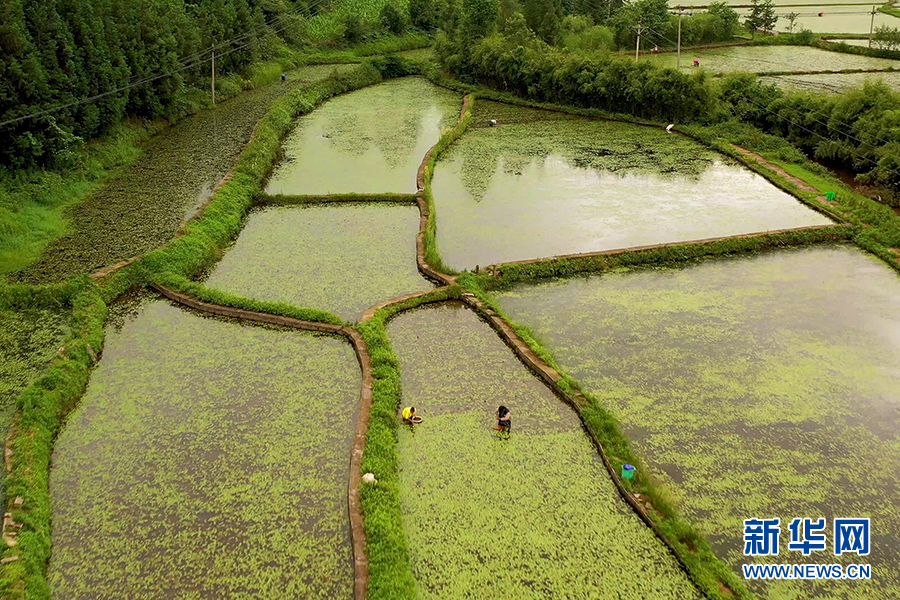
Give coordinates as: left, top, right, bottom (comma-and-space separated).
693, 59, 700, 67
402, 406, 422, 423
495, 405, 511, 434
281, 73, 287, 83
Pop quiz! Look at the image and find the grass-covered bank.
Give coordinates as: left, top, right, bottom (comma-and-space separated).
355, 286, 460, 599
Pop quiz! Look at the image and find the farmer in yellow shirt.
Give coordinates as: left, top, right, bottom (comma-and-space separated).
402, 406, 422, 423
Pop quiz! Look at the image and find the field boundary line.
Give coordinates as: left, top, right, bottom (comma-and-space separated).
255, 192, 418, 206
479, 224, 850, 272
151, 282, 372, 600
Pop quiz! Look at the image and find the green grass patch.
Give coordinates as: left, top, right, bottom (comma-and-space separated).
356, 286, 461, 599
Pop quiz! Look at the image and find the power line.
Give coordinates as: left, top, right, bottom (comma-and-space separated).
0, 0, 332, 129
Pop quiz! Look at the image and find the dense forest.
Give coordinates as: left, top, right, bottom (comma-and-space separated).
0, 0, 331, 167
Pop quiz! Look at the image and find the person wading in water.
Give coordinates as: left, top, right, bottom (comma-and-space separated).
495, 405, 511, 436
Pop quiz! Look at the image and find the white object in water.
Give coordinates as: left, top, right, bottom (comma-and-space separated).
666, 124, 674, 132
362, 473, 377, 484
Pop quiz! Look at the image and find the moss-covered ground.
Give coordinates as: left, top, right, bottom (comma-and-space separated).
11, 64, 358, 284
203, 203, 429, 320
47, 294, 360, 598
432, 101, 831, 270
387, 301, 702, 599
265, 77, 460, 195
496, 244, 900, 599
0, 308, 68, 495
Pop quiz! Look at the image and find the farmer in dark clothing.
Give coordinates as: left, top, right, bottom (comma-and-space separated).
496, 405, 511, 433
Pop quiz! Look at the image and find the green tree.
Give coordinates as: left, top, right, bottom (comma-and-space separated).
380, 3, 406, 33
745, 0, 776, 38
409, 0, 444, 30
461, 0, 499, 41
707, 1, 739, 38
343, 13, 365, 42
523, 0, 563, 44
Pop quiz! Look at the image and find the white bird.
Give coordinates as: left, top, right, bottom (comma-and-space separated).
666, 124, 674, 132
362, 473, 377, 484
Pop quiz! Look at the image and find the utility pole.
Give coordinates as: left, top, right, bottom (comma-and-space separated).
211, 49, 216, 106
631, 22, 648, 61
677, 9, 684, 70
869, 6, 876, 48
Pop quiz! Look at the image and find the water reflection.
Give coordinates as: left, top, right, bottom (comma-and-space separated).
267, 77, 460, 194
434, 107, 832, 270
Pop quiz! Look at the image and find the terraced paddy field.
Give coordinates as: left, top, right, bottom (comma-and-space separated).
433, 102, 831, 270
666, 0, 900, 34
265, 78, 460, 195
388, 302, 702, 599
496, 245, 900, 599
203, 203, 428, 320
644, 45, 899, 73
0, 307, 68, 492
761, 70, 900, 92
48, 294, 360, 598
13, 64, 359, 284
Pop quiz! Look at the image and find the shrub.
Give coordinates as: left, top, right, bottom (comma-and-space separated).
343, 14, 366, 43
380, 3, 407, 35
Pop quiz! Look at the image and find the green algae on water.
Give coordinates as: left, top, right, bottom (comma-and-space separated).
14, 64, 358, 284
203, 203, 430, 320
387, 302, 701, 599
433, 102, 831, 270
48, 295, 359, 599
496, 245, 900, 599
265, 77, 460, 195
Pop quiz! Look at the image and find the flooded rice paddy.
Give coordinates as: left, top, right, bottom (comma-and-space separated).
644, 45, 899, 73
14, 64, 359, 284
203, 203, 429, 320
432, 102, 831, 270
387, 302, 701, 599
0, 307, 68, 492
48, 294, 360, 598
666, 1, 900, 34
760, 70, 900, 93
496, 245, 900, 599
265, 78, 460, 195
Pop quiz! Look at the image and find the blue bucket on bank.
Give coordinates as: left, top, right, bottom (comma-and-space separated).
622, 464, 635, 480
